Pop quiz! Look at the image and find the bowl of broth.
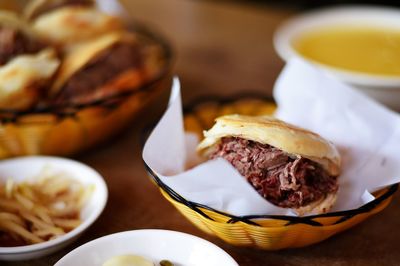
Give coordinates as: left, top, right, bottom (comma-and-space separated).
274, 6, 400, 110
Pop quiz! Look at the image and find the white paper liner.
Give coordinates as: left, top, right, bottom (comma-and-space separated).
143, 58, 400, 217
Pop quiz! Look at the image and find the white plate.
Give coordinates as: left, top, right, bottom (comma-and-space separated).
55, 229, 239, 266
0, 156, 108, 261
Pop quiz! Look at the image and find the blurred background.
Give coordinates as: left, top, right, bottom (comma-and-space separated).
1, 0, 400, 12
218, 0, 399, 9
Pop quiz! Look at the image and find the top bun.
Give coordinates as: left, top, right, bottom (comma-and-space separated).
24, 0, 94, 20
197, 114, 341, 176
30, 6, 122, 46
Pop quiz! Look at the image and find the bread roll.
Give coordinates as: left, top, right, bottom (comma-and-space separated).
30, 5, 121, 47
198, 114, 341, 215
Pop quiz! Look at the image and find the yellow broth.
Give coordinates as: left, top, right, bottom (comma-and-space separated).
293, 26, 400, 76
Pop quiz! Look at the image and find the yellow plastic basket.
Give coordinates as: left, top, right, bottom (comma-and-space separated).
145, 94, 398, 250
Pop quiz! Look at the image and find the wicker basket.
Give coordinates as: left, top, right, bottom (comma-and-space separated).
0, 25, 173, 158
145, 94, 398, 250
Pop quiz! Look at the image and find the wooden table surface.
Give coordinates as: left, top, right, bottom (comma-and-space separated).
5, 0, 400, 265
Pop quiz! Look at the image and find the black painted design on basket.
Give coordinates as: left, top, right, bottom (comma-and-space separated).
145, 162, 398, 227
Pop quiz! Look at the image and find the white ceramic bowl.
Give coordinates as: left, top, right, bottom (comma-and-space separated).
274, 5, 400, 110
55, 229, 239, 266
0, 156, 108, 261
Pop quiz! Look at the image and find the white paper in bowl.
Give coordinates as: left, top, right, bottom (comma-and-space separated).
143, 58, 400, 217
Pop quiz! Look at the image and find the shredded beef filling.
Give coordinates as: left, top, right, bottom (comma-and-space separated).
56, 42, 144, 104
209, 137, 338, 208
0, 27, 43, 65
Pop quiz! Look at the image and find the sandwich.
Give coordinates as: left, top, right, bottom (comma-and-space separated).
0, 11, 59, 110
197, 114, 341, 216
49, 31, 161, 105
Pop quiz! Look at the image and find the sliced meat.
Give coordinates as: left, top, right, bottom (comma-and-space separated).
0, 27, 43, 65
209, 137, 338, 208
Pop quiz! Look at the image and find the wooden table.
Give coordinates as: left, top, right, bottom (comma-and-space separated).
5, 0, 400, 265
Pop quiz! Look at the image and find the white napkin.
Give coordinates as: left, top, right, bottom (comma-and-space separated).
143, 58, 400, 216
143, 79, 287, 216
274, 58, 400, 211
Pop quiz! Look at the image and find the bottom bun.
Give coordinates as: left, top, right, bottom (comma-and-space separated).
294, 192, 337, 216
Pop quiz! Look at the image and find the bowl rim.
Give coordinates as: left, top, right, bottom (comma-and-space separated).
0, 22, 173, 123
0, 156, 108, 254
55, 229, 239, 266
273, 5, 400, 88
142, 93, 399, 227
